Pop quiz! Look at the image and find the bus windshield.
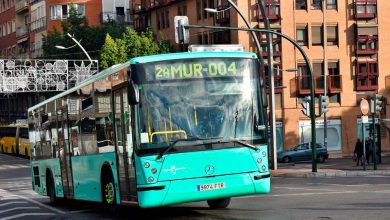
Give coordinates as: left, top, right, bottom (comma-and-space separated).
136, 58, 265, 154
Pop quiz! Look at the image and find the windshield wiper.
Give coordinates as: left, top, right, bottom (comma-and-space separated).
156, 137, 210, 160
218, 139, 258, 151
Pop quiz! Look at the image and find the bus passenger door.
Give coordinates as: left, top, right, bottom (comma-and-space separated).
113, 84, 137, 202
57, 107, 74, 199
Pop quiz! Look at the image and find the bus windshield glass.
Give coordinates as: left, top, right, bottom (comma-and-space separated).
135, 58, 265, 154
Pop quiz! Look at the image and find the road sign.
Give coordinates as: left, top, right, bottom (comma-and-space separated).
360, 98, 369, 115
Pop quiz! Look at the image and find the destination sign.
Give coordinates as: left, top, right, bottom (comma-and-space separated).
143, 59, 251, 81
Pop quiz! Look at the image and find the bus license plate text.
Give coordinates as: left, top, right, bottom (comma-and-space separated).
197, 182, 225, 192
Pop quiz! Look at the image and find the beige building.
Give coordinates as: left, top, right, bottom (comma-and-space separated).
133, 0, 390, 156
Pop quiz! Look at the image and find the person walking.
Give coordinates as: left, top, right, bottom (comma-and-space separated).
354, 139, 364, 166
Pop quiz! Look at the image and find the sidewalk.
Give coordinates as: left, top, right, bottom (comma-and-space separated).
271, 156, 390, 178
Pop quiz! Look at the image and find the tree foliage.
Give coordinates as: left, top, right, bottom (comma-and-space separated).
99, 28, 172, 69
42, 4, 171, 68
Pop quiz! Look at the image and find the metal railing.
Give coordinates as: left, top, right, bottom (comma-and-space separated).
16, 26, 28, 38
101, 12, 132, 24
15, 0, 28, 12
30, 17, 46, 32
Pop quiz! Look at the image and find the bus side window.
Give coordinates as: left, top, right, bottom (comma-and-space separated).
80, 83, 98, 155
68, 95, 81, 156
94, 78, 114, 152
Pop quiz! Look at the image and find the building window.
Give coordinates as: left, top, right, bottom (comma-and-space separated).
326, 0, 337, 10
49, 3, 85, 20
198, 33, 203, 44
296, 0, 307, 10
258, 0, 280, 20
328, 62, 342, 92
156, 12, 160, 30
355, 0, 376, 19
356, 61, 378, 90
178, 4, 187, 16
161, 12, 165, 29
197, 0, 201, 20
327, 25, 338, 46
297, 26, 308, 46
203, 32, 209, 44
357, 35, 378, 54
203, 0, 208, 19
312, 25, 323, 46
311, 0, 322, 10
165, 10, 169, 28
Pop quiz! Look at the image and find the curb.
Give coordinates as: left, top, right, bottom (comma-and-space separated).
271, 170, 390, 178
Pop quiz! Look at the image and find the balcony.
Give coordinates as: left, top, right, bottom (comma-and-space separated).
134, 16, 150, 32
257, 0, 280, 21
102, 12, 132, 24
297, 75, 342, 95
16, 26, 28, 38
15, 0, 28, 13
357, 35, 378, 55
356, 75, 378, 91
30, 17, 46, 32
354, 0, 377, 19
131, 0, 175, 14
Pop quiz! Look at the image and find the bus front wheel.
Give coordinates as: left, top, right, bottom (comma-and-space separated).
207, 197, 231, 209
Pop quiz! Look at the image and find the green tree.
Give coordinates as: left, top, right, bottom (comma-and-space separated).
100, 34, 127, 69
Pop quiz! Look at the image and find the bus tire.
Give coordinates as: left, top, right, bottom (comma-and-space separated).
101, 167, 116, 207
207, 197, 231, 209
46, 171, 58, 205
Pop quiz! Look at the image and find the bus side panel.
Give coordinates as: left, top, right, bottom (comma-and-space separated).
71, 152, 120, 203
31, 159, 63, 198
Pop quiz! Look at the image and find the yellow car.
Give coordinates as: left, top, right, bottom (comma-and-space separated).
0, 124, 30, 157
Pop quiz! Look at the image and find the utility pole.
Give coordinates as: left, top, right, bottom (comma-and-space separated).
258, 0, 277, 170
322, 0, 328, 150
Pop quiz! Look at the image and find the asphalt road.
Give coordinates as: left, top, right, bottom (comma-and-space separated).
1, 153, 390, 220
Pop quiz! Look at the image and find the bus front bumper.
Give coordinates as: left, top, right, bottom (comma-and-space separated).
137, 171, 270, 208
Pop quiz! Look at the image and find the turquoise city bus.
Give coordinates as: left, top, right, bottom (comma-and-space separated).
28, 51, 270, 209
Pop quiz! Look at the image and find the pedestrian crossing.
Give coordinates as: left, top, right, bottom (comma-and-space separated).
0, 189, 57, 220
0, 164, 30, 171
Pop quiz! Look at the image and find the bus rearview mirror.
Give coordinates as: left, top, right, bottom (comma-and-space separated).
128, 81, 139, 105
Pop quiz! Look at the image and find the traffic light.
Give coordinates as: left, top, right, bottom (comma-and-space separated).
301, 96, 310, 117
375, 94, 384, 113
319, 95, 329, 116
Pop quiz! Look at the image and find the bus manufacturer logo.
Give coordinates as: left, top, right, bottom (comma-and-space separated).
205, 165, 215, 175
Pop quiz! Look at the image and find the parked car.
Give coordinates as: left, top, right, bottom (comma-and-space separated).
277, 143, 329, 163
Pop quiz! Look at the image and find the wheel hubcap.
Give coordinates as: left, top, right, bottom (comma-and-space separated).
105, 182, 114, 204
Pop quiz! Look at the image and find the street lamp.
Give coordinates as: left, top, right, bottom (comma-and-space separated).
205, 0, 280, 170
56, 33, 92, 63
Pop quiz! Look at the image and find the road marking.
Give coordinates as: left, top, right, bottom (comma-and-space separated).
273, 186, 337, 191
0, 201, 28, 207
0, 189, 66, 214
1, 213, 55, 220
0, 206, 39, 214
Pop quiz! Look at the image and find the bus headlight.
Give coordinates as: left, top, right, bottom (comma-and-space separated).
261, 165, 266, 172
144, 162, 150, 168
151, 168, 157, 174
257, 158, 262, 164
148, 176, 154, 182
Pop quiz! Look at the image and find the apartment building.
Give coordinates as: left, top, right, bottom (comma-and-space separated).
131, 0, 390, 156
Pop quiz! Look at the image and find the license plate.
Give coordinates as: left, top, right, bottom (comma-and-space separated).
197, 182, 225, 192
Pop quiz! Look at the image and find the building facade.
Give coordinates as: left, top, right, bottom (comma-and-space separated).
131, 0, 390, 156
